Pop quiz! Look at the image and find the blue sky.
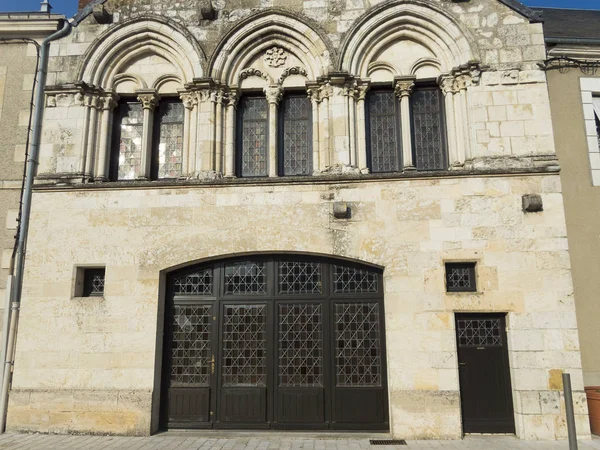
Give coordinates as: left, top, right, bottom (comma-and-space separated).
0, 0, 598, 18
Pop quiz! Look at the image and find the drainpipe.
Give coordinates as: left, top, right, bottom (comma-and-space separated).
0, 19, 72, 433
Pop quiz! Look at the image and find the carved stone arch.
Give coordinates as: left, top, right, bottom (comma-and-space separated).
339, 0, 480, 77
209, 11, 332, 86
153, 74, 184, 95
367, 61, 400, 80
238, 68, 273, 88
410, 57, 442, 77
78, 16, 206, 88
113, 73, 147, 94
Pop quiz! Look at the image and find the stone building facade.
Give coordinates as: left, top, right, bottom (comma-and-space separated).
536, 7, 600, 394
0, 0, 593, 442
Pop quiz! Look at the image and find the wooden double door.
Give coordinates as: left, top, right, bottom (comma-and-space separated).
160, 257, 389, 430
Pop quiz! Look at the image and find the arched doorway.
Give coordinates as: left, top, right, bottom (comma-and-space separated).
160, 255, 388, 430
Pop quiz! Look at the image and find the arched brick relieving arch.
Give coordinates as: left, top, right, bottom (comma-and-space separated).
209, 11, 333, 86
338, 0, 481, 76
78, 16, 206, 88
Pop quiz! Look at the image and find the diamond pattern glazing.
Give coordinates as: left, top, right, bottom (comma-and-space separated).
457, 318, 502, 347
278, 303, 323, 387
411, 89, 446, 171
222, 304, 267, 386
224, 261, 267, 295
117, 102, 144, 180
333, 265, 378, 294
173, 269, 213, 296
335, 303, 381, 386
157, 102, 184, 179
445, 263, 476, 292
367, 91, 399, 173
282, 96, 311, 176
278, 261, 322, 294
240, 97, 268, 177
170, 305, 212, 387
91, 274, 104, 295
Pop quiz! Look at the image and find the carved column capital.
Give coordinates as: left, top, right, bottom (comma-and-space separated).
180, 92, 198, 110
100, 95, 118, 111
454, 74, 469, 92
356, 82, 370, 101
137, 92, 159, 110
439, 75, 456, 95
226, 90, 240, 108
264, 86, 283, 105
394, 78, 416, 98
307, 85, 322, 103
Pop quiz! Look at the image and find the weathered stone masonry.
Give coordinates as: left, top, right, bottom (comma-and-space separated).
3, 0, 592, 441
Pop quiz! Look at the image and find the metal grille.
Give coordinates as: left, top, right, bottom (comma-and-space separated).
333, 265, 378, 294
239, 97, 268, 177
116, 102, 144, 180
170, 304, 212, 387
370, 440, 407, 446
157, 101, 184, 179
222, 304, 267, 386
224, 261, 267, 295
457, 318, 502, 347
83, 268, 105, 297
445, 263, 476, 292
173, 269, 213, 296
367, 90, 400, 173
278, 261, 322, 294
411, 88, 446, 171
278, 303, 323, 387
335, 303, 381, 386
281, 95, 311, 176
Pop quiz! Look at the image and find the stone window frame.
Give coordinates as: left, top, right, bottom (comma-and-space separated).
109, 94, 186, 182
579, 78, 600, 186
235, 88, 313, 178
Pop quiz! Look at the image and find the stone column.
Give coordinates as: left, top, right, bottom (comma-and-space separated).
452, 76, 468, 165
180, 92, 197, 177
94, 95, 117, 181
265, 86, 282, 177
83, 94, 100, 179
214, 89, 225, 174
319, 83, 332, 171
395, 77, 416, 171
456, 75, 472, 162
346, 85, 357, 167
440, 75, 459, 168
307, 85, 321, 174
196, 89, 212, 172
224, 90, 239, 177
137, 92, 159, 180
355, 82, 369, 173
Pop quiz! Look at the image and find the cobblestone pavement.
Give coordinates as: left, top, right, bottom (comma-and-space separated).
0, 432, 598, 450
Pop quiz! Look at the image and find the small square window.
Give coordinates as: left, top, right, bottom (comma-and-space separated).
445, 262, 476, 293
82, 268, 105, 297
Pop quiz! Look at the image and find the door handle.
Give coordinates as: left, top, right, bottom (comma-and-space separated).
211, 355, 215, 375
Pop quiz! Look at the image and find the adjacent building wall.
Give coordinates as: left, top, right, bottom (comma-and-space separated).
546, 68, 600, 387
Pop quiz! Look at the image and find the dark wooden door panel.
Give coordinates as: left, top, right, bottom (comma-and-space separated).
333, 388, 386, 424
168, 388, 211, 427
276, 388, 325, 423
220, 388, 267, 423
456, 314, 515, 434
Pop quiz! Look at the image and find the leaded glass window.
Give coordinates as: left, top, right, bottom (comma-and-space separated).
224, 261, 267, 295
281, 95, 311, 176
367, 90, 400, 173
238, 96, 268, 177
411, 88, 447, 171
156, 101, 184, 179
170, 304, 213, 386
457, 317, 502, 348
222, 304, 267, 386
335, 302, 381, 386
279, 303, 323, 387
83, 268, 105, 297
278, 261, 322, 294
114, 101, 144, 180
173, 268, 213, 296
445, 262, 477, 292
333, 264, 379, 294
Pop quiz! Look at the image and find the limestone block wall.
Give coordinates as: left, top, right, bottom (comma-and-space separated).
0, 42, 41, 332
35, 0, 557, 180
7, 173, 590, 439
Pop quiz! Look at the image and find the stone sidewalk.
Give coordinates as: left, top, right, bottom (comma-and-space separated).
0, 433, 598, 450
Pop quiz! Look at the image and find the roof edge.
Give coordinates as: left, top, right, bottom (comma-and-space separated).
498, 0, 543, 22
